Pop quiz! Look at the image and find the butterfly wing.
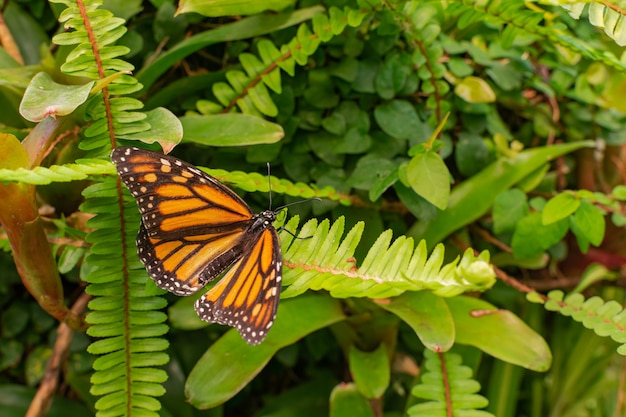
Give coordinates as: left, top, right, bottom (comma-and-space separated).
194, 223, 282, 345
111, 146, 254, 295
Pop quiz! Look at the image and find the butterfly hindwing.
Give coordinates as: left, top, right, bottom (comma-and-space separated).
194, 222, 282, 345
136, 222, 246, 295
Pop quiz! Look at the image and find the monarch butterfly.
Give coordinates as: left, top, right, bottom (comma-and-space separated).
111, 146, 281, 345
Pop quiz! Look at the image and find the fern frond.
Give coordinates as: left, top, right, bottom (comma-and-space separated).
280, 216, 496, 299
204, 5, 369, 116
0, 159, 113, 184
49, 0, 173, 415
50, 0, 148, 158
409, 350, 494, 417
81, 178, 169, 417
562, 1, 626, 46
530, 290, 626, 355
451, 0, 626, 72
204, 167, 351, 203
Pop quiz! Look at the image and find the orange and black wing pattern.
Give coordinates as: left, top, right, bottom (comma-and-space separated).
195, 220, 281, 345
111, 146, 282, 344
111, 146, 255, 296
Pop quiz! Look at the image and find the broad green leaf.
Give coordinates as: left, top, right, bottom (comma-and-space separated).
186, 294, 345, 408
374, 100, 424, 140
329, 383, 375, 417
375, 291, 454, 352
177, 0, 295, 17
406, 151, 450, 210
542, 192, 580, 224
347, 156, 396, 191
180, 113, 283, 147
121, 107, 183, 154
448, 296, 552, 372
348, 344, 389, 399
370, 167, 400, 202
411, 141, 594, 244
454, 76, 496, 103
322, 112, 347, 135
0, 134, 30, 170
573, 199, 605, 246
4, 2, 48, 65
492, 189, 528, 234
375, 55, 411, 99
511, 212, 569, 259
19, 73, 94, 122
455, 134, 492, 177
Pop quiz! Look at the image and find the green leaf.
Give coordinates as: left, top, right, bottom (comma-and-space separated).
455, 134, 492, 177
347, 156, 396, 191
542, 192, 580, 224
572, 199, 605, 246
511, 212, 569, 259
186, 294, 345, 408
370, 166, 400, 202
25, 346, 51, 387
374, 100, 424, 140
348, 344, 390, 399
2, 302, 29, 338
375, 291, 454, 352
612, 184, 626, 200
176, 0, 296, 17
180, 113, 284, 146
406, 151, 450, 210
322, 112, 347, 135
19, 73, 94, 122
411, 141, 594, 244
375, 54, 411, 99
329, 383, 375, 417
304, 70, 339, 109
0, 133, 30, 170
0, 340, 23, 371
454, 76, 496, 103
448, 296, 552, 372
492, 189, 528, 234
120, 107, 183, 153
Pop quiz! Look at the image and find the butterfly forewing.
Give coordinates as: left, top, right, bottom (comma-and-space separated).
111, 146, 283, 344
112, 147, 253, 239
194, 224, 281, 345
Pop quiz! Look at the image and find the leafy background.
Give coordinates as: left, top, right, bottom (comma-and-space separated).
1, 0, 626, 416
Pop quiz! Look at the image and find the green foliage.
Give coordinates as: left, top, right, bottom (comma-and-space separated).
409, 350, 493, 417
531, 290, 626, 355
1, 0, 626, 416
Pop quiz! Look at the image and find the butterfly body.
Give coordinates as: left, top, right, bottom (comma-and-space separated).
111, 146, 281, 345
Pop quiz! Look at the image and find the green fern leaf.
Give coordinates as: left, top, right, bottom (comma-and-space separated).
281, 216, 496, 299
409, 350, 494, 417
532, 290, 626, 355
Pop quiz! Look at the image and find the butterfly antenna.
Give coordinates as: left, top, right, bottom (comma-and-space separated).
267, 162, 272, 210
275, 197, 322, 212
